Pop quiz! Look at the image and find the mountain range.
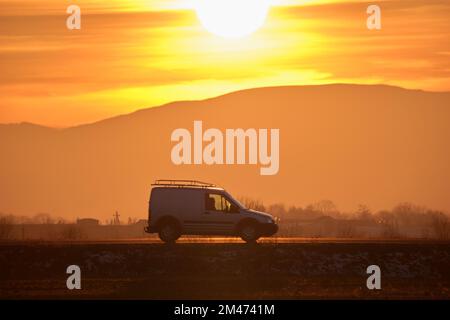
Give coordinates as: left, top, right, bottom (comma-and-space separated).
1, 84, 449, 220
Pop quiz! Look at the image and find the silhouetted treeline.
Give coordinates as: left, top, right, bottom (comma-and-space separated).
1, 200, 449, 240
0, 213, 146, 241
238, 198, 450, 240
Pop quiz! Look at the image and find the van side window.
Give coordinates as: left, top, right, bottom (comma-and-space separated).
205, 193, 233, 213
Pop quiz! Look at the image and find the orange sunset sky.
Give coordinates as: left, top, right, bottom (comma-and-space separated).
0, 0, 449, 127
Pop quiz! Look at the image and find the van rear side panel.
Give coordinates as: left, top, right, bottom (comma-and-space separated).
150, 188, 204, 224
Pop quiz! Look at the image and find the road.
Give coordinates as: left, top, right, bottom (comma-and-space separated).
1, 237, 448, 245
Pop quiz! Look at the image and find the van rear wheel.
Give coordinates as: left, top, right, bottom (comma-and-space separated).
239, 223, 259, 243
158, 222, 181, 243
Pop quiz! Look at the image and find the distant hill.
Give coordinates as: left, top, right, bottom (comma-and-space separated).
1, 84, 450, 220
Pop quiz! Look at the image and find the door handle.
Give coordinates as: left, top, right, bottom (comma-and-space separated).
204, 211, 211, 214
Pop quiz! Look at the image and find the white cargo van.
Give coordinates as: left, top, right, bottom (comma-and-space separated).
145, 180, 278, 243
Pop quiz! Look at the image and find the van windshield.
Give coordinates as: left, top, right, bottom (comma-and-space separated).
224, 193, 246, 210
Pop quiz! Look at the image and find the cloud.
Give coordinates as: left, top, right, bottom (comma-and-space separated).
0, 0, 449, 126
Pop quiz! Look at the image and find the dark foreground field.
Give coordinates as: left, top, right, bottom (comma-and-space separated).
0, 239, 449, 299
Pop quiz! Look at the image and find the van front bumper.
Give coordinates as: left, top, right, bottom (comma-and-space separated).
259, 223, 278, 236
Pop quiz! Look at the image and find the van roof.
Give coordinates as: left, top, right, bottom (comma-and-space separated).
151, 179, 224, 191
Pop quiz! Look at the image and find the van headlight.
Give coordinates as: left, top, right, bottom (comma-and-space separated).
266, 217, 274, 224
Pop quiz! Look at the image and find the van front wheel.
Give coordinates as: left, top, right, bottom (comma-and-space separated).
158, 223, 181, 243
239, 223, 260, 243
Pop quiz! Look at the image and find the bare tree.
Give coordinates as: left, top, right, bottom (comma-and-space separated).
267, 203, 286, 219
0, 214, 15, 240
310, 200, 339, 218
128, 217, 138, 225
430, 212, 450, 240
237, 196, 266, 212
356, 204, 373, 221
32, 212, 54, 224
376, 210, 400, 238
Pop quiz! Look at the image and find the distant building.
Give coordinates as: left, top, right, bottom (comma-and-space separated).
76, 218, 99, 226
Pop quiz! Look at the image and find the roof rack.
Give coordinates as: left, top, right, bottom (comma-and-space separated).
151, 179, 220, 189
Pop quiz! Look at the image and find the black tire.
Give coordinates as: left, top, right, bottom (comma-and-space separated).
158, 222, 181, 243
239, 223, 260, 243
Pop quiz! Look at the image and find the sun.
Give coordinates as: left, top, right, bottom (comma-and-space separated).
194, 0, 271, 39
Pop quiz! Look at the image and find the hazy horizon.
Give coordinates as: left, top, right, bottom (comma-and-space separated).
1, 1, 450, 221
1, 85, 450, 219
